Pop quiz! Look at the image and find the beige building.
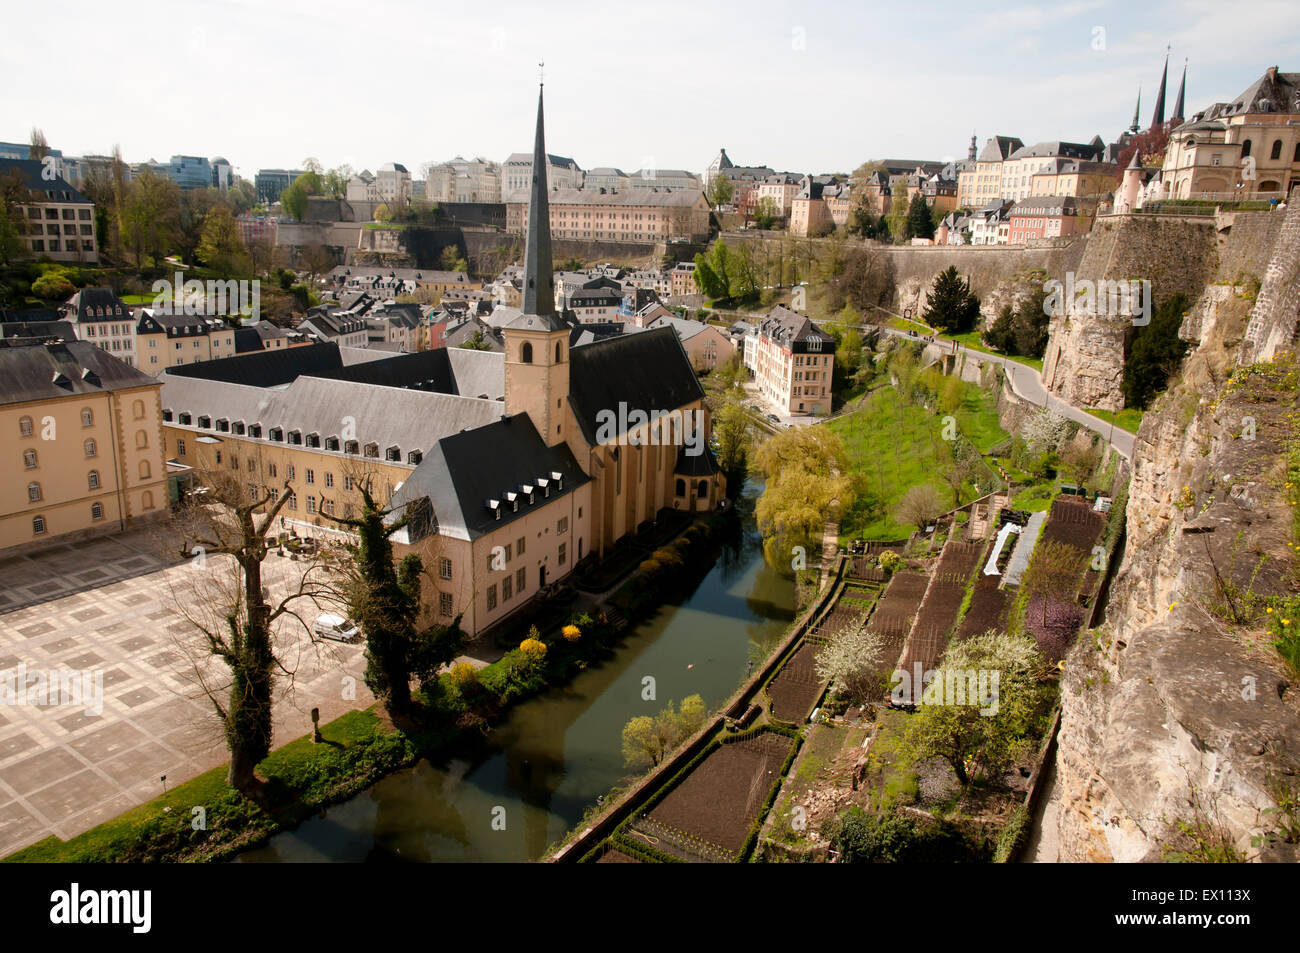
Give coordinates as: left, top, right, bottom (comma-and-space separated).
646, 315, 735, 371
67, 288, 136, 365
1, 341, 167, 555
742, 305, 837, 416
507, 188, 710, 243
957, 136, 1023, 209
0, 158, 99, 264
757, 173, 801, 217
1161, 67, 1300, 199
135, 310, 237, 374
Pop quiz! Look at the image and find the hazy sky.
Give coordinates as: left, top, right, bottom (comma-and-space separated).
4, 0, 1299, 180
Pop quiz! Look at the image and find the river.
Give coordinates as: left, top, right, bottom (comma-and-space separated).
236, 481, 795, 862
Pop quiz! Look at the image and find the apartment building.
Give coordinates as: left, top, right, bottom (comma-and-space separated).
1007, 195, 1090, 244
956, 136, 1023, 209
743, 305, 836, 416
135, 310, 237, 373
67, 288, 134, 364
0, 159, 99, 263
507, 187, 710, 243
999, 140, 1105, 203
1, 340, 167, 555
502, 152, 582, 194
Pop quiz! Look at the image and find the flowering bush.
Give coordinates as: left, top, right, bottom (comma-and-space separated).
519, 638, 547, 662
878, 550, 901, 573
449, 662, 478, 689
561, 624, 582, 642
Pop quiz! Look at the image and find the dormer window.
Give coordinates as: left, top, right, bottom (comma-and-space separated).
198, 415, 211, 429
386, 446, 401, 462
407, 450, 422, 465
179, 412, 192, 425
249, 424, 262, 438
306, 433, 321, 448
345, 440, 360, 455
364, 442, 379, 458
233, 422, 246, 435
487, 499, 501, 520
162, 409, 173, 422
288, 430, 302, 445
325, 436, 339, 451
552, 470, 564, 491
269, 427, 283, 442
505, 491, 518, 513
538, 477, 550, 498
216, 418, 229, 432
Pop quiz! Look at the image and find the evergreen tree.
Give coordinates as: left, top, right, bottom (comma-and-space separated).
1122, 293, 1190, 409
906, 192, 934, 240
983, 304, 1018, 354
922, 266, 980, 334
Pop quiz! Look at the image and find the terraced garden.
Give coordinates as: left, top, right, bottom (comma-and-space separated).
896, 539, 985, 675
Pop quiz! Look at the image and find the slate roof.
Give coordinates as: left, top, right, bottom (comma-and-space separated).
755, 306, 837, 352
0, 340, 157, 405
164, 341, 345, 387
675, 444, 721, 477
977, 137, 1024, 162
0, 320, 77, 342
390, 413, 589, 542
68, 287, 131, 322
0, 159, 92, 203
567, 325, 705, 446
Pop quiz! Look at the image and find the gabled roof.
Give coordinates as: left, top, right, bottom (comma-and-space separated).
977, 136, 1024, 162
390, 412, 589, 542
567, 325, 705, 447
68, 287, 130, 322
0, 340, 156, 405
0, 159, 92, 203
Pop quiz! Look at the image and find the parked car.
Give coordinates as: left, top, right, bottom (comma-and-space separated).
314, 613, 361, 643
766, 413, 781, 423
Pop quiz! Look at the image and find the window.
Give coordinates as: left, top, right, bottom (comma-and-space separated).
439, 557, 452, 580
557, 516, 568, 534
486, 584, 497, 611
286, 464, 295, 480
230, 454, 238, 470
516, 567, 525, 593
343, 475, 354, 492
306, 468, 315, 484
80, 408, 93, 427
88, 470, 100, 490
19, 416, 32, 437
517, 536, 525, 556
306, 496, 317, 514
142, 491, 154, 510
1242, 139, 1252, 158
504, 542, 512, 562
139, 460, 151, 479
91, 502, 104, 520
177, 438, 186, 456
1271, 140, 1283, 161
135, 430, 148, 449
28, 482, 42, 502
287, 492, 297, 510
325, 473, 334, 488
521, 342, 533, 363
558, 542, 567, 566
502, 576, 513, 601
268, 462, 277, 478
439, 592, 453, 617
32, 516, 46, 535
23, 449, 36, 469
133, 399, 145, 419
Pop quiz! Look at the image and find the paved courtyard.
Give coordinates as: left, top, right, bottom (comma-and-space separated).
0, 528, 373, 857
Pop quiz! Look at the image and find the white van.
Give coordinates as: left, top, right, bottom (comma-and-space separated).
314, 613, 361, 643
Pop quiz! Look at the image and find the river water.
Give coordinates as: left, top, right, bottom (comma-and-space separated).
236, 482, 795, 862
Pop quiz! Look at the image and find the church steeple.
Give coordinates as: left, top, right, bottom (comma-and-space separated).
1151, 50, 1169, 128
1172, 59, 1187, 123
522, 82, 560, 324
1130, 87, 1141, 134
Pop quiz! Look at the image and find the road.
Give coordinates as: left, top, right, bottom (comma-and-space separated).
874, 326, 1136, 461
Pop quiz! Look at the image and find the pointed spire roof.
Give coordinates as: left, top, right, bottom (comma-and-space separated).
1127, 149, 1142, 171
1172, 59, 1187, 122
520, 84, 563, 330
1151, 50, 1169, 127
1130, 87, 1141, 133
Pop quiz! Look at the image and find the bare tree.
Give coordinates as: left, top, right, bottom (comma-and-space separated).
896, 483, 945, 534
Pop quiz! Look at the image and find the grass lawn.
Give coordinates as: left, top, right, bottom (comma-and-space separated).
1084, 407, 1145, 434
828, 382, 1008, 541
1011, 483, 1057, 513
943, 331, 1045, 372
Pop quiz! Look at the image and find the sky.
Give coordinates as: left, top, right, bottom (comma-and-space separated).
3, 0, 1299, 181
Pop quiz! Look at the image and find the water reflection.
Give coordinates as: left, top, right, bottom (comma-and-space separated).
237, 481, 794, 863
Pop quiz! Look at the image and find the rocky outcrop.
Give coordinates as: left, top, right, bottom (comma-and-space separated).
1048, 205, 1300, 862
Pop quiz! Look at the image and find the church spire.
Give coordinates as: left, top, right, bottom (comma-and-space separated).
522, 82, 558, 322
1172, 59, 1187, 122
1130, 86, 1141, 134
1150, 49, 1169, 128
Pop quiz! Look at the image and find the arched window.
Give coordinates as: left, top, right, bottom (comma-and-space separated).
142, 491, 155, 510
1271, 139, 1283, 160
1241, 139, 1252, 158
675, 478, 686, 496
555, 341, 562, 362
521, 341, 533, 364
88, 470, 100, 490
28, 482, 42, 502
1294, 142, 1300, 163
697, 480, 709, 499
18, 416, 33, 437
80, 407, 93, 427
135, 430, 148, 449
91, 502, 103, 520
84, 438, 97, 458
133, 399, 145, 419
23, 449, 36, 469
139, 460, 151, 479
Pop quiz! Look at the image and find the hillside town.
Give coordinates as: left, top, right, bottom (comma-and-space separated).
2, 0, 1299, 906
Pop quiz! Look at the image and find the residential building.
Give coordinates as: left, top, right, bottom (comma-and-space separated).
1, 340, 167, 555
757, 173, 802, 217
645, 315, 734, 371
670, 262, 698, 297
1027, 158, 1117, 200
583, 167, 631, 191
135, 310, 237, 373
957, 136, 1023, 209
0, 159, 99, 263
1007, 195, 1090, 244
968, 200, 1013, 245
743, 305, 836, 416
507, 188, 710, 243
1000, 140, 1106, 203
502, 152, 582, 194
628, 169, 700, 191
298, 311, 370, 348
66, 288, 134, 362
567, 287, 623, 324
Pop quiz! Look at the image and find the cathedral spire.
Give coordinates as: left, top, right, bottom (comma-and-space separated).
1130, 86, 1141, 134
1172, 59, 1187, 123
1150, 49, 1169, 128
522, 82, 558, 322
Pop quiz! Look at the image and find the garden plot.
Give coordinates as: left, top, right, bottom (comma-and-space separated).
896, 539, 984, 675
766, 641, 826, 724
865, 570, 930, 678
640, 732, 794, 862
954, 574, 1010, 641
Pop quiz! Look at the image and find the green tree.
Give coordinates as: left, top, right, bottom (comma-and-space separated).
905, 192, 934, 240
921, 266, 980, 334
0, 167, 32, 265
902, 631, 1050, 785
326, 482, 464, 718
460, 329, 493, 350
693, 240, 733, 302
621, 695, 707, 768
196, 205, 248, 274
754, 427, 855, 568
707, 174, 734, 207
886, 187, 909, 242
1122, 293, 1190, 409
755, 196, 780, 229
31, 272, 74, 300
713, 395, 751, 493
439, 245, 468, 272
119, 168, 181, 268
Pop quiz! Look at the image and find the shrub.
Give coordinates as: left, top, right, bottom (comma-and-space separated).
519, 638, 547, 662
878, 549, 900, 572
449, 662, 478, 689
31, 272, 74, 300
561, 624, 582, 642
638, 558, 662, 577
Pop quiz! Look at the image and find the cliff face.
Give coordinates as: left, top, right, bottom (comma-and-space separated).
1049, 202, 1300, 862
